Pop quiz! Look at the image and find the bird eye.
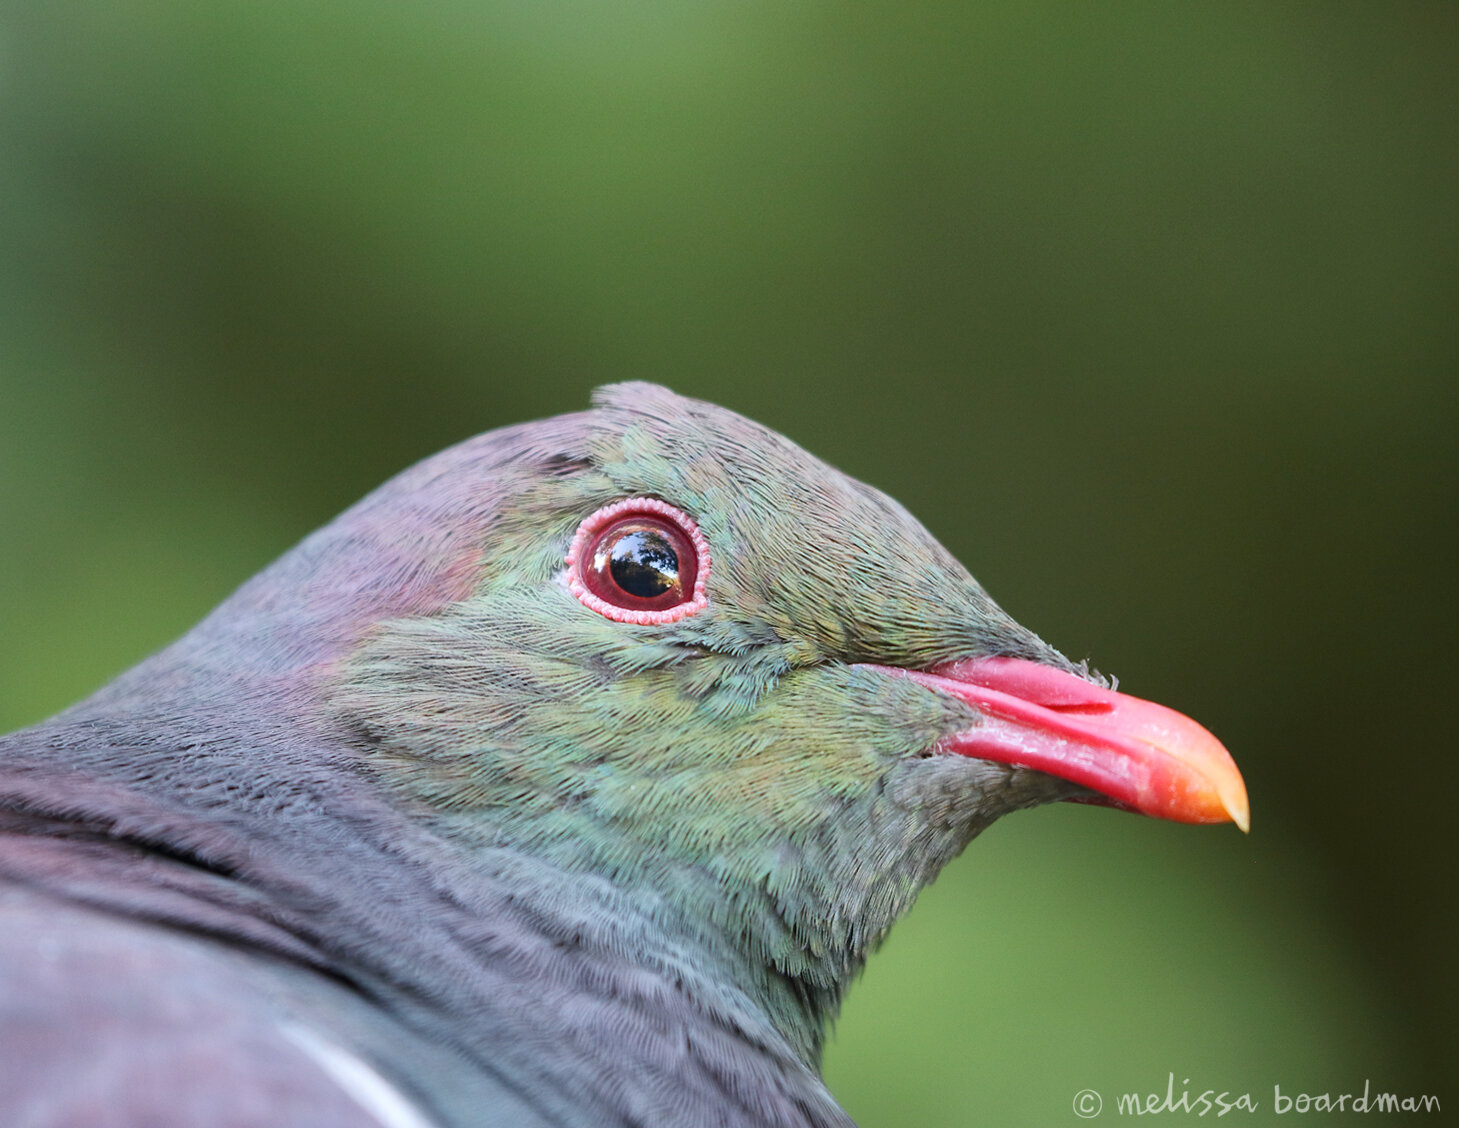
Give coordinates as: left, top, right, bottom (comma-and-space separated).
566, 498, 710, 623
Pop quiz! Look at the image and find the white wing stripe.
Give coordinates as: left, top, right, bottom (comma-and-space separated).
280, 1022, 440, 1128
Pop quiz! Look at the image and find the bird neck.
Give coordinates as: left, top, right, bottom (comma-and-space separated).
428, 809, 866, 1064
0, 722, 851, 1128
418, 746, 1004, 1067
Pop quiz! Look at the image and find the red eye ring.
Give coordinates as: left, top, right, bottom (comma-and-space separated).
565, 498, 710, 623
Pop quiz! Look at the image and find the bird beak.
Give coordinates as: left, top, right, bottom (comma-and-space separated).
867, 656, 1249, 831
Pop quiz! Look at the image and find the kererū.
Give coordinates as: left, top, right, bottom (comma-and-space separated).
0, 384, 1246, 1127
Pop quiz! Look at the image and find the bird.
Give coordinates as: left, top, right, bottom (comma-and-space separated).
0, 383, 1247, 1128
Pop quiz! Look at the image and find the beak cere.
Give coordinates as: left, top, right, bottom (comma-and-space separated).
862, 657, 1250, 832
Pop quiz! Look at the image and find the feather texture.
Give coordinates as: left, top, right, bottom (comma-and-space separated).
2, 385, 1088, 1126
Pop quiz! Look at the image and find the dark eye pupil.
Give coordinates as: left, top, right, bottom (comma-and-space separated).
603, 528, 681, 598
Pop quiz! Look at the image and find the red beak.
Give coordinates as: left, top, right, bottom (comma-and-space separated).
863, 656, 1249, 831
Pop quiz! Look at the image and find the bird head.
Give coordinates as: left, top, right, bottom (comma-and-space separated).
315, 383, 1245, 1050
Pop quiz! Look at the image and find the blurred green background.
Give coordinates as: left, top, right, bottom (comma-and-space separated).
1, 2, 1454, 1123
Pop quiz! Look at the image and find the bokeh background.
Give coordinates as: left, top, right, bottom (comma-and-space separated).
1, 2, 1454, 1123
